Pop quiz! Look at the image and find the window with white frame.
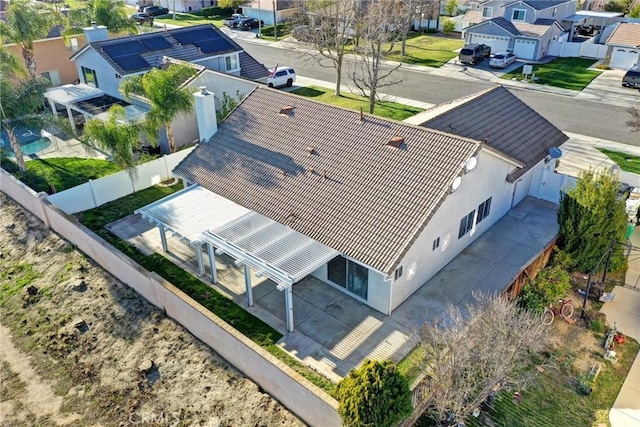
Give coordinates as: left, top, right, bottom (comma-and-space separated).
482, 7, 493, 18
67, 37, 79, 51
552, 7, 557, 17
476, 197, 492, 224
41, 70, 61, 86
225, 54, 239, 72
458, 210, 476, 239
432, 237, 440, 251
81, 66, 98, 88
394, 266, 403, 280
512, 9, 526, 21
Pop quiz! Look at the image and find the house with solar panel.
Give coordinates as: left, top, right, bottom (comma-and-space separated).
134, 85, 568, 333
69, 24, 268, 100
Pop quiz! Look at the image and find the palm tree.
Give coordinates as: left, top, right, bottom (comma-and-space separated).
120, 64, 197, 153
1, 46, 52, 173
82, 105, 142, 178
0, 0, 63, 78
65, 0, 138, 38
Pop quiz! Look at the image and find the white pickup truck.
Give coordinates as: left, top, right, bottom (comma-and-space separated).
222, 14, 247, 28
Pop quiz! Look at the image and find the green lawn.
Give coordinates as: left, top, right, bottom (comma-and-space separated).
155, 12, 226, 28
501, 58, 601, 91
387, 34, 463, 67
292, 86, 423, 121
76, 185, 336, 395
1, 157, 121, 194
598, 148, 640, 174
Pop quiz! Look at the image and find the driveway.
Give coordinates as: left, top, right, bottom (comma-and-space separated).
576, 68, 640, 108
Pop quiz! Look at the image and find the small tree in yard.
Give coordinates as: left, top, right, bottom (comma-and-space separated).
556, 170, 628, 273
336, 359, 413, 427
519, 264, 571, 312
218, 0, 246, 13
415, 292, 548, 426
445, 0, 458, 16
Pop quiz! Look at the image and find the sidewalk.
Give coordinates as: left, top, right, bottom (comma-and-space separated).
600, 227, 640, 427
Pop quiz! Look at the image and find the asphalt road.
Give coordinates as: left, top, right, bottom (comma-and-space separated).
238, 40, 640, 146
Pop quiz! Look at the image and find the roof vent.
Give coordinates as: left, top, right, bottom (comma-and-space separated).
279, 105, 295, 116
305, 146, 315, 156
387, 136, 405, 148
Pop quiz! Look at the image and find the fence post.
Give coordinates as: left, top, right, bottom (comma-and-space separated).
88, 179, 98, 208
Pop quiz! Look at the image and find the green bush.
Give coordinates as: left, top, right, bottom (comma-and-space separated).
201, 6, 233, 18
336, 359, 413, 427
442, 19, 455, 33
590, 317, 606, 333
261, 23, 289, 37
519, 265, 571, 312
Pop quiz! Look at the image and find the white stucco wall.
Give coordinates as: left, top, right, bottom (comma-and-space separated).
74, 48, 122, 99
390, 149, 518, 311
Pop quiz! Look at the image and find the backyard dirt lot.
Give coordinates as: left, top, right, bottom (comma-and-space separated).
0, 194, 303, 427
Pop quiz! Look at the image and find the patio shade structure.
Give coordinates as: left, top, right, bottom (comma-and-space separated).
201, 212, 340, 332
136, 185, 340, 332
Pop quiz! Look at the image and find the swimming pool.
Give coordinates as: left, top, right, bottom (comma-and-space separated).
0, 125, 52, 156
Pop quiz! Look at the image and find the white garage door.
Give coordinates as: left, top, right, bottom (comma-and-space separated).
469, 34, 510, 53
610, 48, 640, 70
513, 39, 537, 60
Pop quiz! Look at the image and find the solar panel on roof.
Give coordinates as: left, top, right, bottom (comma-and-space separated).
173, 27, 218, 44
142, 36, 172, 51
112, 54, 150, 72
101, 40, 148, 58
194, 38, 235, 54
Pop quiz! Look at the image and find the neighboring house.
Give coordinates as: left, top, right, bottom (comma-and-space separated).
604, 22, 640, 69
463, 16, 564, 59
502, 0, 575, 23
70, 24, 269, 99
0, 0, 7, 21
4, 25, 86, 85
242, 0, 297, 25
149, 85, 567, 331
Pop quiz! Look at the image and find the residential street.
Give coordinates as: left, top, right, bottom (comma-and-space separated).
234, 39, 640, 146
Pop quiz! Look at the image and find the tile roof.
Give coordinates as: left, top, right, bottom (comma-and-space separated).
607, 22, 640, 47
462, 10, 483, 23
512, 0, 569, 9
514, 21, 554, 37
77, 24, 268, 79
420, 86, 568, 182
487, 17, 521, 35
173, 87, 482, 275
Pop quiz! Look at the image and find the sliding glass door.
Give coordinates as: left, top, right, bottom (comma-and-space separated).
327, 256, 368, 300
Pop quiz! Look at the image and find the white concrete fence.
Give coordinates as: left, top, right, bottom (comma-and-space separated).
0, 168, 341, 426
548, 39, 607, 59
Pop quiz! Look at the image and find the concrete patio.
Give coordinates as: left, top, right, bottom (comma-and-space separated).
107, 196, 558, 380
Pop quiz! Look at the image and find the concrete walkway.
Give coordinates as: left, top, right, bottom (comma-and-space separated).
601, 227, 640, 427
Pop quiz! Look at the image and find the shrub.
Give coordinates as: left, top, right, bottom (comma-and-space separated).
443, 19, 455, 33
201, 6, 233, 18
261, 23, 289, 37
590, 317, 605, 333
336, 359, 413, 427
519, 265, 571, 312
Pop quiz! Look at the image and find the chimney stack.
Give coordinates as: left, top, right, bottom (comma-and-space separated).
193, 87, 218, 143
83, 23, 108, 42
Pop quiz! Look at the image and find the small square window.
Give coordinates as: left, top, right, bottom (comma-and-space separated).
394, 266, 403, 280
512, 9, 526, 21
432, 237, 440, 251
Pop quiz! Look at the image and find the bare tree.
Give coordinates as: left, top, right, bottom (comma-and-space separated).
349, 0, 407, 113
412, 292, 548, 426
290, 0, 360, 96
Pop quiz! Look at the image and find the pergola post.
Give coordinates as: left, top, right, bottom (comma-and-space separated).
159, 224, 168, 252
284, 286, 294, 332
244, 264, 254, 306
207, 243, 217, 283
195, 242, 204, 276
65, 105, 77, 135
48, 99, 57, 115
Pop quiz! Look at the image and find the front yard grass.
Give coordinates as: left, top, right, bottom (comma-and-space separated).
292, 85, 424, 121
386, 33, 464, 67
501, 58, 601, 91
598, 148, 640, 174
76, 184, 336, 395
1, 157, 121, 194
155, 12, 226, 28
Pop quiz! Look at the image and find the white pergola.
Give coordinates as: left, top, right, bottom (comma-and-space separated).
136, 185, 340, 332
44, 84, 103, 134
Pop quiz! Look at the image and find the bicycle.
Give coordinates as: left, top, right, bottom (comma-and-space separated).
542, 299, 574, 325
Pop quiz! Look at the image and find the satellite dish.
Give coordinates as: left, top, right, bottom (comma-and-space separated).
548, 147, 562, 159
451, 176, 462, 192
464, 157, 478, 172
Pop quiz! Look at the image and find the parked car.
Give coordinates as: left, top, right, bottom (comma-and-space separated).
267, 66, 296, 88
489, 52, 517, 69
143, 6, 169, 16
238, 17, 264, 30
622, 64, 640, 88
130, 13, 154, 26
459, 44, 491, 65
223, 13, 248, 28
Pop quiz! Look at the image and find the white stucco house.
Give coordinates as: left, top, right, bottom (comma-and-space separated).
463, 0, 573, 59
604, 22, 640, 69
136, 84, 567, 332
69, 24, 268, 100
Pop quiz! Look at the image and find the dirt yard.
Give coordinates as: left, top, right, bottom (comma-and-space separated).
0, 194, 303, 427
